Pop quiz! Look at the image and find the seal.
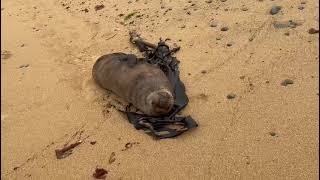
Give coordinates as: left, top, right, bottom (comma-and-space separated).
92, 53, 174, 116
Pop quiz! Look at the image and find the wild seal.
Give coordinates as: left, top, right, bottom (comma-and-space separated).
92, 53, 174, 116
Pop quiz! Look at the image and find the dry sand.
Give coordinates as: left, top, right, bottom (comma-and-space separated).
1, 0, 319, 179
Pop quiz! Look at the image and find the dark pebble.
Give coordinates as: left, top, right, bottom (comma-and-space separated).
90, 141, 97, 145
220, 0, 227, 2
284, 32, 290, 36
227, 93, 236, 99
201, 70, 207, 74
281, 79, 294, 86
226, 42, 233, 47
241, 7, 248, 11
298, 5, 304, 10
308, 28, 319, 34
270, 5, 281, 15
94, 4, 105, 11
221, 26, 229, 31
205, 0, 213, 3
269, 132, 277, 136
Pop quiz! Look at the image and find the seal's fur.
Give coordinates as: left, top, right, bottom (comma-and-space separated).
92, 53, 174, 116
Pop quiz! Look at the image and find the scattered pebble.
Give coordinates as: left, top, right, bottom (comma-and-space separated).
226, 93, 236, 99
220, 0, 227, 2
201, 70, 207, 74
308, 28, 319, 34
93, 168, 108, 179
241, 7, 248, 11
94, 4, 105, 11
270, 5, 281, 15
301, 1, 306, 4
284, 32, 290, 36
297, 5, 304, 10
82, 8, 89, 13
226, 42, 233, 47
205, 0, 213, 3
269, 131, 277, 136
20, 44, 25, 47
90, 141, 97, 145
281, 79, 294, 86
108, 152, 116, 164
216, 36, 222, 40
179, 25, 186, 28
221, 26, 229, 31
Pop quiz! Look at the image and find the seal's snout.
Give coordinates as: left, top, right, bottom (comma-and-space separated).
150, 90, 174, 116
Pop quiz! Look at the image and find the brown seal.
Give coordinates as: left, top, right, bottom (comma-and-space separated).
92, 53, 174, 116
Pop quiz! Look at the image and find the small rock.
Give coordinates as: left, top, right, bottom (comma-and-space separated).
269, 131, 277, 136
201, 70, 207, 74
179, 25, 186, 28
297, 5, 304, 10
301, 1, 306, 4
187, 11, 191, 15
226, 93, 236, 99
93, 168, 108, 179
226, 42, 233, 47
241, 7, 248, 11
20, 44, 25, 47
220, 0, 227, 2
281, 79, 294, 86
94, 4, 105, 11
270, 5, 281, 15
90, 141, 97, 145
205, 0, 213, 3
308, 28, 319, 34
284, 32, 290, 36
216, 36, 222, 40
221, 26, 229, 31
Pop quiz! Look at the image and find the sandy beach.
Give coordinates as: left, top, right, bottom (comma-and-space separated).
1, 0, 319, 179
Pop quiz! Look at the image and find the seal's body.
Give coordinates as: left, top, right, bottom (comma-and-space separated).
92, 53, 174, 116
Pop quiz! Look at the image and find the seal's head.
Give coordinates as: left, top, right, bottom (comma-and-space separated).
146, 89, 174, 116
